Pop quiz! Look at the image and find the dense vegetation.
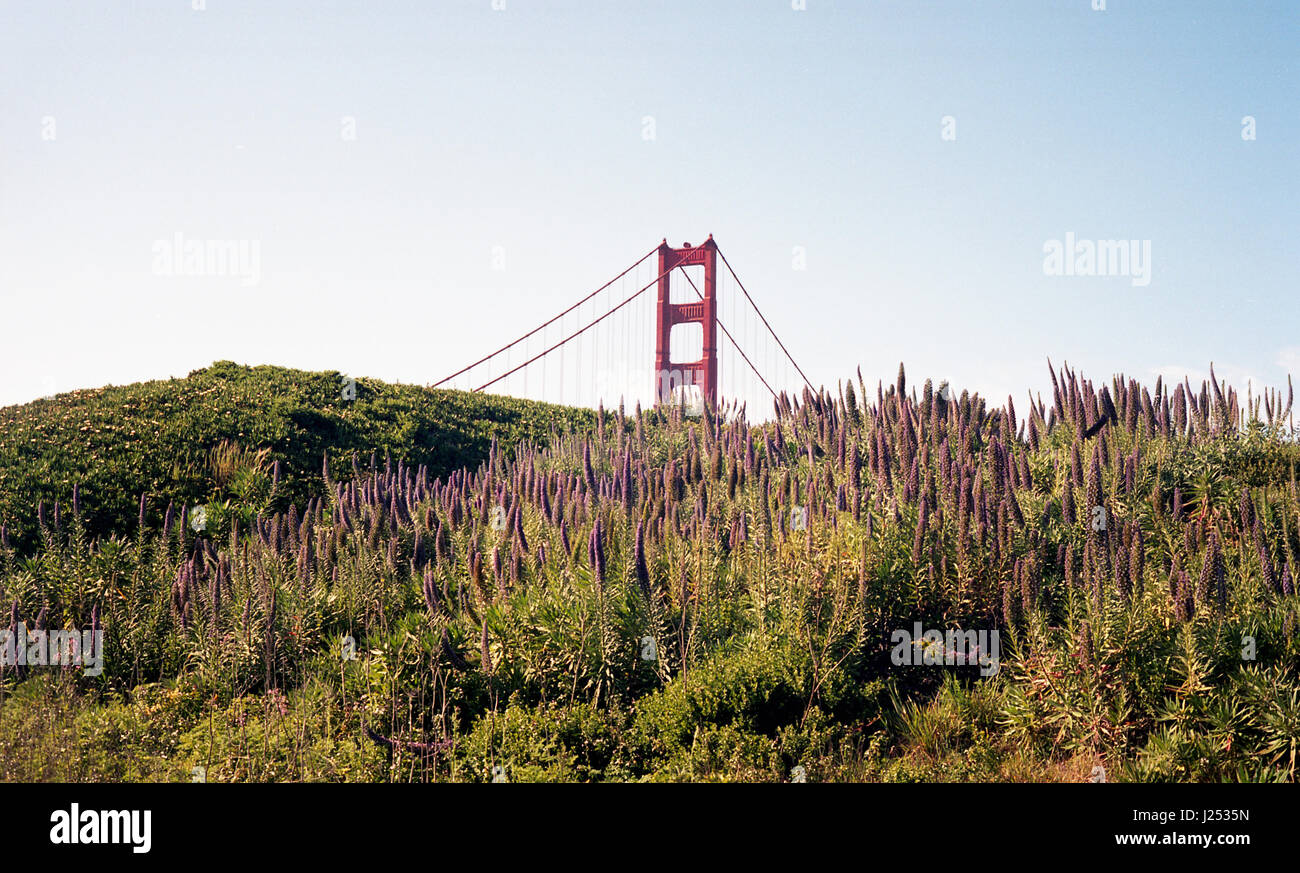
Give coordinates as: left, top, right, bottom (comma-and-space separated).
2, 361, 1299, 782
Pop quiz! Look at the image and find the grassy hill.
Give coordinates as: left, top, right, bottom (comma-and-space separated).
0, 361, 593, 555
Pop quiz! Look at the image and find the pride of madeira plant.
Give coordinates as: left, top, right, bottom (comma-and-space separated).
1, 361, 1298, 782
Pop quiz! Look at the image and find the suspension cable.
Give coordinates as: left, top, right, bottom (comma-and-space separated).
435, 243, 659, 387
716, 247, 813, 392
474, 256, 681, 394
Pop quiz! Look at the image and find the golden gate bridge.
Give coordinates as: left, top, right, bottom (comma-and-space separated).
435, 236, 812, 419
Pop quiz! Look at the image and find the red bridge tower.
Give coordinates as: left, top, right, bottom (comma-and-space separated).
654, 236, 718, 410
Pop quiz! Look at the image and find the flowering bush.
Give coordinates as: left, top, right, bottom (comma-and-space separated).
2, 361, 1298, 782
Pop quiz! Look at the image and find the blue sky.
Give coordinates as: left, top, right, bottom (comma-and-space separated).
1, 0, 1296, 414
